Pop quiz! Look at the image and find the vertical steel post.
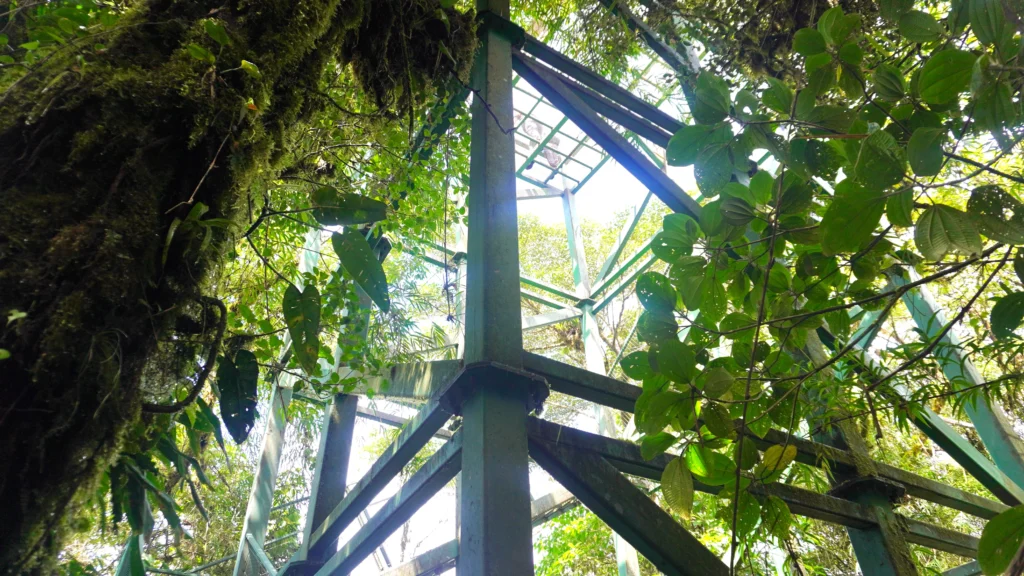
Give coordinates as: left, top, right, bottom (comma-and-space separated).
889, 270, 1024, 488
458, 1, 535, 573
562, 190, 641, 576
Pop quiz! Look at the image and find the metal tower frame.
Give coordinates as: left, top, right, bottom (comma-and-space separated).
147, 2, 1024, 576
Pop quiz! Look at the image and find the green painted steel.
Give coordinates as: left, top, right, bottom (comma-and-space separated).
943, 561, 981, 576
590, 239, 654, 299
850, 309, 1024, 505
595, 191, 652, 285
520, 274, 578, 302
457, 5, 538, 575
593, 254, 656, 313
890, 269, 1024, 489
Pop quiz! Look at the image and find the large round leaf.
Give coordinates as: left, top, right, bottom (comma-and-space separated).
637, 272, 678, 316
820, 179, 886, 255
854, 130, 906, 190
692, 73, 731, 124
898, 10, 944, 42
978, 505, 1024, 574
793, 28, 827, 55
918, 49, 976, 104
666, 123, 731, 166
694, 143, 734, 197
907, 127, 946, 176
873, 64, 906, 101
991, 293, 1024, 340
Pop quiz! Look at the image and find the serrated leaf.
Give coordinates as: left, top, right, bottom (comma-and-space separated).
967, 186, 1024, 245
332, 230, 390, 312
915, 204, 983, 260
662, 457, 694, 520
918, 49, 976, 104
899, 10, 944, 42
991, 293, 1024, 339
821, 179, 886, 255
978, 505, 1024, 575
907, 127, 946, 176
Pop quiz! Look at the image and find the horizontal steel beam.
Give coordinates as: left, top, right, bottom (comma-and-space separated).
521, 274, 579, 302
315, 433, 463, 576
522, 351, 641, 412
530, 486, 577, 526
526, 418, 979, 557
522, 288, 568, 309
307, 399, 451, 558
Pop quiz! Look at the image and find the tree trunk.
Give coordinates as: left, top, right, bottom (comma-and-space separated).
0, 0, 473, 571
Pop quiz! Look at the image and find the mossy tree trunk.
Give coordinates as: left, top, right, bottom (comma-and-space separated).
0, 0, 472, 571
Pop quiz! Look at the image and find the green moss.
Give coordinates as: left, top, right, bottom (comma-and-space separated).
0, 0, 476, 571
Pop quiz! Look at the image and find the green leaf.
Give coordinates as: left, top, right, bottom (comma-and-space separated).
637, 272, 678, 316
662, 457, 694, 520
899, 10, 944, 42
854, 130, 906, 190
219, 351, 259, 444
886, 188, 915, 227
694, 143, 733, 197
817, 7, 844, 43
978, 505, 1024, 574
187, 43, 215, 64
620, 351, 653, 380
820, 179, 886, 256
918, 49, 976, 104
907, 127, 945, 176
637, 311, 679, 343
699, 269, 728, 323
736, 491, 762, 535
0, 34, 7, 48
969, 0, 1012, 46
197, 397, 228, 461
763, 78, 793, 115
915, 204, 983, 260
312, 187, 388, 226
991, 293, 1024, 339
204, 20, 231, 46
0, 348, 9, 361
736, 439, 760, 470
115, 535, 145, 576
702, 401, 735, 438
838, 42, 863, 66
666, 123, 730, 166
652, 213, 700, 262
685, 444, 737, 485
754, 444, 797, 483
749, 171, 775, 205
720, 312, 756, 342
873, 64, 906, 101
641, 431, 677, 460
967, 186, 1024, 245
721, 197, 756, 226
701, 367, 735, 399
239, 59, 261, 78
692, 73, 731, 124
282, 284, 321, 374
1015, 249, 1024, 284
761, 496, 792, 540
332, 230, 391, 312
793, 28, 827, 55
657, 340, 697, 383
880, 0, 914, 22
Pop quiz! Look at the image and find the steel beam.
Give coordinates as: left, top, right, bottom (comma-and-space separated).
590, 239, 654, 299
521, 274, 579, 302
344, 360, 461, 400
457, 4, 537, 574
529, 437, 729, 576
314, 433, 463, 576
943, 561, 982, 576
378, 540, 459, 576
246, 534, 279, 576
524, 306, 583, 331
512, 52, 700, 219
889, 269, 1024, 490
559, 74, 673, 147
355, 405, 454, 441
307, 399, 451, 558
293, 394, 359, 565
595, 191, 653, 286
525, 418, 980, 558
846, 309, 1024, 505
593, 254, 657, 313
